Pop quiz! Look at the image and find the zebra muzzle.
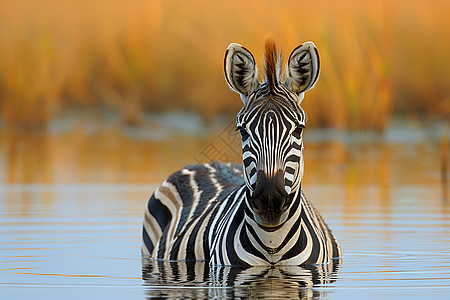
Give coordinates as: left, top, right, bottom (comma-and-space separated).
250, 170, 290, 227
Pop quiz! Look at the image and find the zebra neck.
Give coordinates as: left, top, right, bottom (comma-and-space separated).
241, 189, 303, 263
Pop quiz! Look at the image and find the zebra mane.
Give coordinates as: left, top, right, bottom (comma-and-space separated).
264, 38, 281, 93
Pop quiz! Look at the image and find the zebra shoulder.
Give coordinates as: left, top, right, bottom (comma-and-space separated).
142, 163, 217, 258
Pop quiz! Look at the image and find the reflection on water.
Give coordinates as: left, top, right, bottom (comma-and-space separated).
142, 259, 340, 299
0, 112, 449, 299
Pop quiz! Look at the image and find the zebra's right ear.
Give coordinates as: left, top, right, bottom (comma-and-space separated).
224, 43, 260, 103
286, 42, 320, 96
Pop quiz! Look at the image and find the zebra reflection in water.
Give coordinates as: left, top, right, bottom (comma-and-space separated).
142, 39, 341, 266
142, 259, 340, 299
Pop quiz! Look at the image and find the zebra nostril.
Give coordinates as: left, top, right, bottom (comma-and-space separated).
251, 197, 261, 212
282, 194, 294, 210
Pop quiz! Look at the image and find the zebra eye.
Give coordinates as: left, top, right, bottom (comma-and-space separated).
294, 125, 305, 134
236, 126, 249, 138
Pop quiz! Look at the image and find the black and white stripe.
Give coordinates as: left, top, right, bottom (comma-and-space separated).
142, 39, 341, 266
142, 259, 340, 298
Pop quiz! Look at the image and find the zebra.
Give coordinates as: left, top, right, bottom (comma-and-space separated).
142, 39, 341, 266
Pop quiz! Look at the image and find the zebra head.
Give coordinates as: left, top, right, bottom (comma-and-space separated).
224, 39, 319, 227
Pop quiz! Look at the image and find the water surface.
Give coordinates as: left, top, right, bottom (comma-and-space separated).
1, 113, 448, 299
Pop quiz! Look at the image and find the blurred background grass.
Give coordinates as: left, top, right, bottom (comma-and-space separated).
0, 0, 449, 130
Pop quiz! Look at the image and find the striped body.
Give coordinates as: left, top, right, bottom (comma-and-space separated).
142, 162, 340, 266
142, 39, 341, 266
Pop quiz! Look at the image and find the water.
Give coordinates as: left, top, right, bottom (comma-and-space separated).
1, 112, 449, 299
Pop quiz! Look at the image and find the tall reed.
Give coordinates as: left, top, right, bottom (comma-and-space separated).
0, 0, 448, 130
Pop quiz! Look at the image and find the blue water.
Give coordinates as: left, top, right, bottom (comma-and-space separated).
0, 114, 448, 299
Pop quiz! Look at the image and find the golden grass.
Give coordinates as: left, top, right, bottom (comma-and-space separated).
442, 120, 448, 182
0, 0, 449, 129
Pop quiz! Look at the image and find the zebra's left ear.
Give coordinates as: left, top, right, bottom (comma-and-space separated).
224, 43, 260, 103
286, 42, 320, 96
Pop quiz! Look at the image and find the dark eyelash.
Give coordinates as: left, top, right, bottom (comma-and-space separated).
236, 126, 249, 137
